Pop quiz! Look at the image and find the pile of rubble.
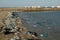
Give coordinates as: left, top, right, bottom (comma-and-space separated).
0, 11, 41, 40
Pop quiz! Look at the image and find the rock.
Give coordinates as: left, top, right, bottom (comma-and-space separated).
32, 32, 38, 37
26, 31, 32, 35
40, 33, 48, 38
10, 38, 15, 40
14, 32, 22, 40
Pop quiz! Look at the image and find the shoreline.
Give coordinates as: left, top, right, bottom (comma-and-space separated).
0, 8, 60, 12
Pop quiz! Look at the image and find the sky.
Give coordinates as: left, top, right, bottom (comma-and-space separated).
0, 0, 60, 7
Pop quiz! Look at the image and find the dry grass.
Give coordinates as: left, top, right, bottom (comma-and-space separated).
0, 11, 9, 28
0, 33, 14, 40
0, 11, 9, 20
0, 11, 11, 40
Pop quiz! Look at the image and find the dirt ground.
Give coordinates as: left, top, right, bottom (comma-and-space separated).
0, 11, 36, 40
0, 11, 9, 29
0, 11, 13, 40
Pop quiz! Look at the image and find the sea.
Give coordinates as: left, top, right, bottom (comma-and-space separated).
16, 11, 60, 40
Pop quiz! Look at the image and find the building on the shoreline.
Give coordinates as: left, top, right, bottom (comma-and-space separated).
57, 6, 60, 8
51, 6, 55, 8
24, 6, 41, 8
31, 6, 37, 8
24, 6, 31, 8
24, 6, 60, 8
45, 6, 48, 8
24, 6, 28, 8
37, 6, 41, 8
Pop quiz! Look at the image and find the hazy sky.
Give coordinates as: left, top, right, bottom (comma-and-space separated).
0, 0, 60, 7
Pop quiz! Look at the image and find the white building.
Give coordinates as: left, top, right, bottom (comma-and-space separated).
24, 6, 31, 8
51, 6, 55, 8
24, 6, 27, 8
57, 6, 60, 8
45, 6, 48, 8
27, 6, 31, 8
37, 6, 41, 8
31, 6, 37, 8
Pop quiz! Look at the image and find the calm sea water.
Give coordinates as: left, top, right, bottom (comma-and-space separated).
17, 11, 60, 40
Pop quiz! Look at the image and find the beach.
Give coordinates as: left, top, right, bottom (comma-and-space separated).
0, 8, 60, 40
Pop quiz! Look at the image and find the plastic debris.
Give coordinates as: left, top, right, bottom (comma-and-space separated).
26, 31, 32, 36
40, 33, 48, 38
33, 25, 37, 27
10, 38, 15, 40
1, 12, 41, 40
32, 32, 38, 37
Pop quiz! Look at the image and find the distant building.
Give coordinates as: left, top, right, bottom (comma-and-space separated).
27, 6, 31, 8
57, 6, 60, 8
31, 6, 37, 8
37, 6, 41, 8
45, 6, 48, 8
24, 6, 27, 8
51, 6, 55, 8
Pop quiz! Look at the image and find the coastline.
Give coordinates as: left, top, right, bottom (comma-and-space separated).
0, 8, 60, 12
0, 8, 60, 40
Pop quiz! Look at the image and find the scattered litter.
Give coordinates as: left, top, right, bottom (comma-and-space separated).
1, 12, 41, 40
40, 34, 43, 37
33, 24, 37, 27
26, 31, 32, 35
40, 33, 48, 38
32, 32, 38, 37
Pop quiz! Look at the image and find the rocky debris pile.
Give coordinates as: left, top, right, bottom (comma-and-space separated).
0, 11, 41, 40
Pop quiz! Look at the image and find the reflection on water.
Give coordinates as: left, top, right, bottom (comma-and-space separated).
16, 11, 60, 40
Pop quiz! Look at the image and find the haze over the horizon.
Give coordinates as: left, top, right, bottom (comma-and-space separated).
0, 0, 60, 7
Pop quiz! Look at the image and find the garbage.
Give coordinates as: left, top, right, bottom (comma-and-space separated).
13, 32, 22, 40
26, 31, 38, 37
3, 26, 12, 35
40, 34, 43, 37
12, 12, 18, 17
33, 24, 37, 27
1, 12, 41, 40
12, 12, 16, 16
11, 35, 22, 40
10, 15, 15, 18
10, 38, 15, 40
14, 36, 21, 40
0, 26, 4, 32
32, 32, 38, 37
10, 23, 15, 28
10, 28, 17, 33
40, 33, 48, 38
26, 31, 32, 35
